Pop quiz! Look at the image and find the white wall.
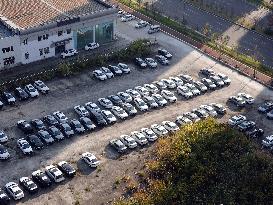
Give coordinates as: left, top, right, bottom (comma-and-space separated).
0, 35, 20, 70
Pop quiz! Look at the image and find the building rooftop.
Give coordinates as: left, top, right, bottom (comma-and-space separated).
0, 0, 109, 31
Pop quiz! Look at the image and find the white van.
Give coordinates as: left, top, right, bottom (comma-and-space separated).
148, 25, 160, 34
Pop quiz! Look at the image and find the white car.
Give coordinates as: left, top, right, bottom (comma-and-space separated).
228, 115, 247, 126
93, 70, 107, 81
135, 20, 148, 28
131, 131, 148, 145
117, 63, 131, 74
17, 138, 33, 155
5, 182, 24, 200
34, 80, 49, 94
100, 67, 114, 78
134, 86, 149, 96
101, 110, 117, 124
74, 105, 89, 117
178, 74, 193, 83
169, 76, 184, 86
53, 111, 68, 123
199, 105, 217, 117
45, 165, 65, 183
193, 81, 208, 92
143, 83, 159, 94
117, 92, 132, 103
237, 93, 254, 104
177, 86, 193, 98
151, 124, 168, 136
175, 116, 192, 126
121, 103, 138, 116
161, 90, 177, 103
0, 130, 8, 143
111, 106, 129, 119
153, 80, 167, 90
183, 112, 200, 122
25, 84, 39, 98
162, 121, 180, 132
121, 14, 135, 22
185, 83, 201, 95
126, 89, 141, 99
85, 102, 101, 112
117, 10, 125, 17
218, 73, 231, 85
98, 98, 113, 109
145, 58, 157, 68
0, 145, 9, 160
262, 135, 273, 148
152, 93, 168, 106
143, 96, 158, 109
210, 75, 225, 87
161, 79, 176, 89
61, 49, 78, 58
267, 110, 273, 119
140, 128, 158, 141
81, 152, 100, 167
19, 177, 38, 193
134, 98, 149, 111
120, 135, 138, 148
85, 42, 99, 51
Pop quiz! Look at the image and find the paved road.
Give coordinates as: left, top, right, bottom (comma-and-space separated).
145, 0, 273, 67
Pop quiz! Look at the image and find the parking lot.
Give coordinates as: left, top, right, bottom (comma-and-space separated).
1, 16, 273, 205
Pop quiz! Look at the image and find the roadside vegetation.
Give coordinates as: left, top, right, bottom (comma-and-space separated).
114, 118, 273, 204
117, 0, 273, 78
0, 39, 152, 91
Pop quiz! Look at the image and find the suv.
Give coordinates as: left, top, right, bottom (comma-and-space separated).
17, 120, 33, 134
89, 110, 107, 126
34, 80, 49, 94
70, 119, 85, 134
37, 130, 55, 145
59, 123, 74, 137
110, 139, 127, 153
27, 135, 44, 150
45, 165, 65, 183
25, 84, 39, 98
48, 126, 65, 141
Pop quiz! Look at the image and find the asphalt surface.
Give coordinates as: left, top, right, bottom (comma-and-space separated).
145, 0, 273, 67
0, 17, 273, 205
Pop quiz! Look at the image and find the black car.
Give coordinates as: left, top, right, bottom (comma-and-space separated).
2, 92, 16, 105
57, 161, 76, 177
43, 114, 59, 126
155, 55, 169, 65
48, 126, 65, 141
17, 120, 34, 134
59, 123, 74, 137
246, 128, 264, 138
31, 119, 46, 130
79, 117, 96, 131
108, 95, 123, 106
258, 101, 273, 113
32, 170, 52, 187
237, 121, 256, 132
135, 57, 147, 69
108, 65, 123, 76
70, 119, 85, 134
89, 110, 107, 127
37, 130, 55, 145
228, 96, 246, 107
0, 188, 10, 205
200, 68, 216, 77
27, 134, 44, 150
19, 177, 38, 194
210, 103, 226, 115
158, 48, 172, 59
15, 87, 29, 101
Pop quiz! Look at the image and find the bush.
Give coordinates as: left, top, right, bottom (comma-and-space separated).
115, 119, 273, 204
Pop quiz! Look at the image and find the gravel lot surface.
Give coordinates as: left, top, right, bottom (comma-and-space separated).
1, 18, 273, 205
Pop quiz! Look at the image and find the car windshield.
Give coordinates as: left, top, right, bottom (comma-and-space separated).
22, 143, 30, 149
165, 92, 173, 97
29, 86, 35, 92
64, 125, 71, 131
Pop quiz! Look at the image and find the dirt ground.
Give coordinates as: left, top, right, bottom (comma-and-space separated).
0, 16, 273, 205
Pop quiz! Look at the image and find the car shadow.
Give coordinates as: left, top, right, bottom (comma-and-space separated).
76, 159, 97, 176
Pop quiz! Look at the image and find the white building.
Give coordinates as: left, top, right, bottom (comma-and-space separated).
0, 0, 117, 70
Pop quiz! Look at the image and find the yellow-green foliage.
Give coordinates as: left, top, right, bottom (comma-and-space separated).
115, 119, 273, 204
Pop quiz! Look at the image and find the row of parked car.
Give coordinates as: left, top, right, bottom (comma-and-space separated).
0, 150, 101, 203
0, 69, 230, 160
0, 80, 49, 109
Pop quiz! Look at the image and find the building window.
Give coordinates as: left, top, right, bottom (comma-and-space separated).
25, 52, 29, 59
3, 56, 15, 65
58, 30, 63, 36
67, 29, 71, 34
2, 46, 14, 53
44, 47, 50, 54
38, 36, 42, 41
39, 49, 43, 56
43, 34, 49, 40
23, 39, 28, 45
